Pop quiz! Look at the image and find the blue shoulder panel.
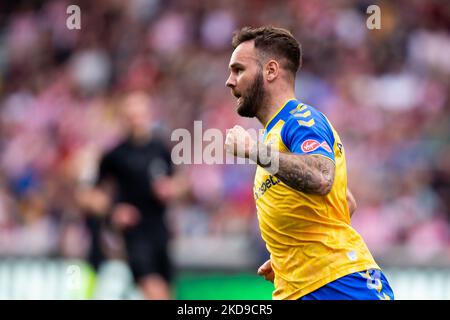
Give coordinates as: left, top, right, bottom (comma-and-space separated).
280, 103, 335, 161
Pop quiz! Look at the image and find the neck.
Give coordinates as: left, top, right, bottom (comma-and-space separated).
129, 129, 151, 145
256, 88, 296, 127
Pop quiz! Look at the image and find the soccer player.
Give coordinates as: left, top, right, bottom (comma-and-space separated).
224, 26, 394, 300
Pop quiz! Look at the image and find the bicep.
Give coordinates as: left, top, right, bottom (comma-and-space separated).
96, 153, 117, 195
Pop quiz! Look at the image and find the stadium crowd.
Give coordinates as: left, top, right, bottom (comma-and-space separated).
0, 0, 449, 265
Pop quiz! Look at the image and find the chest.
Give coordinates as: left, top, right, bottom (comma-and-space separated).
114, 146, 169, 182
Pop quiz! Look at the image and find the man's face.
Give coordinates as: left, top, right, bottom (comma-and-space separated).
121, 93, 152, 139
226, 41, 266, 118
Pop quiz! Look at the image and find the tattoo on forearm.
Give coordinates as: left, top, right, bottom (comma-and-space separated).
256, 143, 335, 195
277, 153, 335, 195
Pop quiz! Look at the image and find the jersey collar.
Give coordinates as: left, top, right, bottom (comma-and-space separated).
264, 99, 299, 134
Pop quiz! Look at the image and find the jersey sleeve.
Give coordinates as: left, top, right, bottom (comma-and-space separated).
96, 152, 116, 186
280, 112, 335, 162
161, 140, 174, 177
148, 139, 174, 180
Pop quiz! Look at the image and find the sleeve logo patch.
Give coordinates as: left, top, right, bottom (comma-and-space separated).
301, 139, 321, 152
301, 139, 332, 153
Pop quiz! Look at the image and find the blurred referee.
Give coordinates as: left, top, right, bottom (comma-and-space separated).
79, 92, 187, 299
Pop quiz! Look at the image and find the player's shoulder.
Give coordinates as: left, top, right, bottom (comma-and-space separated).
101, 139, 128, 162
283, 102, 331, 133
280, 102, 336, 157
148, 136, 171, 153
110, 139, 129, 154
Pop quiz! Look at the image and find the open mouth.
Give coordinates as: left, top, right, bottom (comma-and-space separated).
231, 91, 242, 106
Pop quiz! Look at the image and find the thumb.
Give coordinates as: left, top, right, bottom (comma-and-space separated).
257, 265, 269, 275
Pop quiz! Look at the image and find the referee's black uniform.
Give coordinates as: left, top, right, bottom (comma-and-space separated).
96, 134, 173, 283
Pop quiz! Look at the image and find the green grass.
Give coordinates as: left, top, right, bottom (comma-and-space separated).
175, 272, 274, 300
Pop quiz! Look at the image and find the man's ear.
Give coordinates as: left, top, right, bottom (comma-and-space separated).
266, 60, 279, 82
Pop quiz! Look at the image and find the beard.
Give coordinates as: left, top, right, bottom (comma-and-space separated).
236, 71, 265, 118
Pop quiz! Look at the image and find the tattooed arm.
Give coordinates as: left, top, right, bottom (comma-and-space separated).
225, 125, 335, 196
259, 149, 335, 196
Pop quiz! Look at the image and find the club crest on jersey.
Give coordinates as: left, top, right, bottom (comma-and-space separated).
301, 139, 331, 153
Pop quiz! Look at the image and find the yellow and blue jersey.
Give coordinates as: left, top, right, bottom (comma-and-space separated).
254, 99, 381, 300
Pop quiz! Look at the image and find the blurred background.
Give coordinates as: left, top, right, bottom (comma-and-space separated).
0, 0, 449, 299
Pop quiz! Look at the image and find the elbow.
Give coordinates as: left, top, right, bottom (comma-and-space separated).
316, 170, 334, 196
317, 181, 333, 196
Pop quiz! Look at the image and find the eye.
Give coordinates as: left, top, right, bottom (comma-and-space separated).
235, 67, 244, 74
230, 65, 244, 75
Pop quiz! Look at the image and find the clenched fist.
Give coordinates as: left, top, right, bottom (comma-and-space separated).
224, 125, 257, 160
257, 259, 274, 283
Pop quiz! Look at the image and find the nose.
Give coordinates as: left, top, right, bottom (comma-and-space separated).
226, 73, 236, 88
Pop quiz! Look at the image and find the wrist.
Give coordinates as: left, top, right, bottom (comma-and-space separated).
251, 142, 279, 172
